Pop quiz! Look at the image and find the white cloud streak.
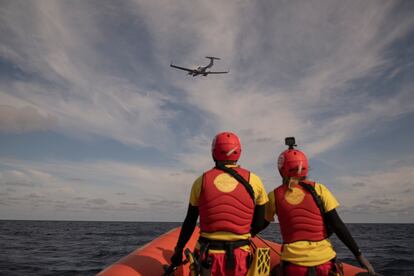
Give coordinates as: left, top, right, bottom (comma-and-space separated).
0, 105, 57, 133
128, 0, 414, 168
1, 1, 412, 155
0, 157, 196, 220
1, 1, 176, 148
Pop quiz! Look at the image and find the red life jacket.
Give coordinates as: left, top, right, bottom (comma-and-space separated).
274, 180, 327, 243
199, 167, 254, 235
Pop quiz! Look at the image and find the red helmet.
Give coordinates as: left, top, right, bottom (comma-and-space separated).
277, 149, 308, 178
211, 132, 241, 162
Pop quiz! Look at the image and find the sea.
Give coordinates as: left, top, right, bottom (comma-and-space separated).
0, 221, 413, 276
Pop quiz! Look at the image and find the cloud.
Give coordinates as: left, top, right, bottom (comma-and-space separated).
88, 198, 108, 205
333, 165, 414, 221
0, 157, 195, 220
2, 155, 407, 222
0, 1, 176, 148
154, 0, 414, 166
370, 199, 391, 205
144, 197, 184, 208
120, 202, 138, 206
24, 192, 44, 199
1, 0, 413, 160
0, 105, 57, 133
352, 182, 366, 188
0, 170, 35, 187
0, 168, 56, 187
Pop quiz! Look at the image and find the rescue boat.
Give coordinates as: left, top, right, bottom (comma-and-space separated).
98, 227, 367, 276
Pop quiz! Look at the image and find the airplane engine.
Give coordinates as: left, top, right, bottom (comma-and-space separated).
203, 73, 208, 76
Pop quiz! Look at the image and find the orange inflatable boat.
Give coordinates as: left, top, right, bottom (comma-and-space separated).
98, 227, 367, 275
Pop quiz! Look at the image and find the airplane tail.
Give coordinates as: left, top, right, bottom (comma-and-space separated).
205, 56, 221, 60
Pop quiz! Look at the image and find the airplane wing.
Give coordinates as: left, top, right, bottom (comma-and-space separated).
170, 64, 195, 73
205, 71, 229, 74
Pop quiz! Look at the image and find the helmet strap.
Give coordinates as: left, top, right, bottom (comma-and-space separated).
215, 160, 237, 165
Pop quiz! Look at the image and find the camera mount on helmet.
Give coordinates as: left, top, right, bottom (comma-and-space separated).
285, 137, 297, 150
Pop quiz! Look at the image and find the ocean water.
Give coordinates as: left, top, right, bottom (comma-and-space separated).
0, 221, 413, 276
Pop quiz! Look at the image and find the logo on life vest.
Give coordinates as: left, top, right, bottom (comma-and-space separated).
213, 173, 238, 192
285, 187, 305, 205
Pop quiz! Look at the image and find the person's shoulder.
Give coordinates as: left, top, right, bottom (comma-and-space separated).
314, 182, 327, 188
192, 174, 204, 188
267, 190, 275, 202
248, 172, 267, 191
314, 182, 331, 193
313, 182, 339, 211
189, 173, 205, 206
249, 170, 261, 179
244, 170, 269, 204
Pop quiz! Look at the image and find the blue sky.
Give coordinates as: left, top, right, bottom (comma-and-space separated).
0, 0, 413, 222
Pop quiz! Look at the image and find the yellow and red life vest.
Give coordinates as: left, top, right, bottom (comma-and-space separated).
274, 181, 327, 243
199, 167, 254, 235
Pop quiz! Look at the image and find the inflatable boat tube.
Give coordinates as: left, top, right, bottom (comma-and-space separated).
98, 227, 367, 275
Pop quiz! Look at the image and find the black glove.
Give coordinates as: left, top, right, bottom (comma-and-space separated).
356, 253, 376, 275
170, 246, 184, 267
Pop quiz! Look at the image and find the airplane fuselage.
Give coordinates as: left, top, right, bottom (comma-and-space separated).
189, 60, 214, 76
171, 56, 227, 77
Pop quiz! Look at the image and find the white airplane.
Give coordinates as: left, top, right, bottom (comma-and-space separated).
170, 56, 229, 76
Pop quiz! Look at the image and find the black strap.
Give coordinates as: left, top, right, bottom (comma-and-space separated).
299, 182, 333, 237
198, 242, 209, 273
308, 266, 317, 276
198, 237, 251, 270
215, 163, 255, 203
198, 237, 251, 250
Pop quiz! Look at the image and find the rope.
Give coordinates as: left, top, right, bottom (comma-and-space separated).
253, 235, 282, 256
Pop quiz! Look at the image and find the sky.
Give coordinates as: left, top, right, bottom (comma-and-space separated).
0, 0, 413, 223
